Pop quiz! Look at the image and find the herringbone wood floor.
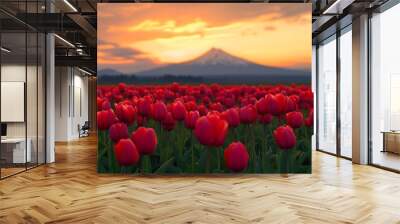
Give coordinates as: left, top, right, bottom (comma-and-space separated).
1, 135, 400, 224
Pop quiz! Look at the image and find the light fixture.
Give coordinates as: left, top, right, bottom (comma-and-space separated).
322, 0, 355, 15
63, 0, 78, 12
78, 67, 93, 76
54, 34, 75, 48
1, 47, 11, 53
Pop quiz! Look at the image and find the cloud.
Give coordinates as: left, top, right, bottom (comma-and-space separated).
97, 3, 311, 73
98, 41, 161, 72
103, 47, 142, 58
264, 25, 276, 31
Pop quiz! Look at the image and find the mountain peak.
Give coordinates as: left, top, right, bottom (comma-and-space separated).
189, 48, 249, 66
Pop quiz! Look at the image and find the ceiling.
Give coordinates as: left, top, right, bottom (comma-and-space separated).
0, 0, 393, 74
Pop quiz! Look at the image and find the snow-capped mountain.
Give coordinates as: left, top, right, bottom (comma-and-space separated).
189, 48, 248, 66
136, 48, 305, 77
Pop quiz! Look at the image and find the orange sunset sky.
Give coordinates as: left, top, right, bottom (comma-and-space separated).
98, 3, 311, 74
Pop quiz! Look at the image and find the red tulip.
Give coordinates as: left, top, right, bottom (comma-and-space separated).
264, 94, 280, 115
209, 102, 224, 112
221, 108, 240, 128
184, 111, 200, 129
97, 97, 104, 111
273, 125, 296, 150
118, 82, 126, 93
115, 103, 136, 125
286, 96, 297, 112
300, 90, 314, 109
285, 111, 304, 129
171, 101, 187, 121
114, 139, 140, 166
185, 101, 197, 111
152, 101, 168, 121
162, 112, 176, 131
97, 109, 117, 130
275, 93, 288, 113
264, 94, 287, 116
224, 142, 249, 172
194, 114, 228, 147
101, 100, 111, 110
239, 105, 257, 124
305, 109, 314, 127
131, 127, 158, 155
256, 97, 269, 115
305, 115, 313, 127
137, 115, 147, 127
109, 122, 129, 142
137, 97, 152, 117
223, 97, 235, 108
259, 114, 273, 124
198, 104, 208, 116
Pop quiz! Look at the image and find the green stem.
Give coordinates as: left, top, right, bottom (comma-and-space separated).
217, 147, 221, 171
191, 134, 195, 173
107, 131, 114, 173
206, 147, 211, 173
280, 150, 289, 174
250, 124, 256, 172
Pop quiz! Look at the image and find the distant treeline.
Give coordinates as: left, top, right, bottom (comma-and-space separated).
98, 74, 311, 85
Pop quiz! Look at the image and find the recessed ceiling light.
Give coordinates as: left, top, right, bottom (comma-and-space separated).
54, 34, 75, 48
63, 0, 78, 12
1, 47, 11, 53
78, 67, 93, 76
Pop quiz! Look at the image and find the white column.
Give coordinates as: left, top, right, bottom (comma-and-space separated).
46, 32, 55, 163
352, 14, 369, 164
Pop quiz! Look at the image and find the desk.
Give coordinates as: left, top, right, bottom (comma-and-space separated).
382, 131, 400, 154
1, 138, 31, 163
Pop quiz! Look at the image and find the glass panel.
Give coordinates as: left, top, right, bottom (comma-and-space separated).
1, 30, 27, 177
38, 33, 45, 165
371, 4, 400, 171
318, 36, 337, 154
339, 28, 352, 158
27, 30, 38, 169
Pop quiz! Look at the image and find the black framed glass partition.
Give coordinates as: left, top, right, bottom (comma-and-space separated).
316, 24, 353, 159
317, 34, 337, 155
0, 1, 46, 179
339, 25, 352, 159
370, 2, 400, 172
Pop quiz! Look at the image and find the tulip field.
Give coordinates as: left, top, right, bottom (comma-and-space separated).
97, 83, 313, 174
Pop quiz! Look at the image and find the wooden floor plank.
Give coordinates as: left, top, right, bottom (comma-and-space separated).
0, 135, 400, 223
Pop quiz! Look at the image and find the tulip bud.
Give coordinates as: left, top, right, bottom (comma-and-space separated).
109, 122, 129, 143
285, 111, 304, 129
97, 109, 117, 130
131, 127, 158, 155
221, 108, 240, 128
224, 142, 249, 172
114, 103, 136, 125
184, 111, 200, 129
273, 125, 296, 150
114, 139, 140, 166
171, 101, 187, 121
162, 112, 176, 131
152, 101, 168, 121
239, 105, 257, 124
194, 114, 228, 147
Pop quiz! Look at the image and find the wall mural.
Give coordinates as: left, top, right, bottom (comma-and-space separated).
97, 3, 313, 174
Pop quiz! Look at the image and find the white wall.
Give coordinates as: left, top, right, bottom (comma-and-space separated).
55, 67, 89, 141
1, 63, 46, 164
